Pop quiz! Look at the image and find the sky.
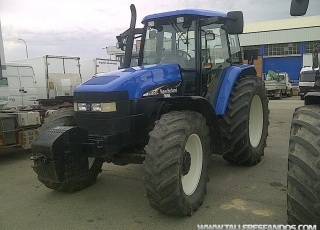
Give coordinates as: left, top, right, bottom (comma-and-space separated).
0, 0, 319, 62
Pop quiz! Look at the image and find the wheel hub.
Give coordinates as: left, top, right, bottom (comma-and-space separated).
182, 151, 191, 176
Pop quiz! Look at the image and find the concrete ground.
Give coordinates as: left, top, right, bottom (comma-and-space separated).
0, 96, 304, 230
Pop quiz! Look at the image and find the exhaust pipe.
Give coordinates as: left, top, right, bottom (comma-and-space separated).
123, 4, 137, 68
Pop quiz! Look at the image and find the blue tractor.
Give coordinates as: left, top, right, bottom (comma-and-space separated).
31, 5, 269, 216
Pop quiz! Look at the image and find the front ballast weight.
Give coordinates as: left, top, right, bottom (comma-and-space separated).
31, 126, 103, 191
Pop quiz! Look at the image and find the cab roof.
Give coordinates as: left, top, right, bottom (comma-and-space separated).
141, 9, 227, 23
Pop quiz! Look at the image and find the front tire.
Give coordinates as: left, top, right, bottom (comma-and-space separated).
220, 76, 269, 165
143, 111, 210, 216
287, 105, 320, 225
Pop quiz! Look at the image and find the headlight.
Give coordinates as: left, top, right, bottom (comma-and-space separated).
74, 102, 116, 112
91, 103, 102, 112
101, 102, 116, 112
76, 103, 87, 111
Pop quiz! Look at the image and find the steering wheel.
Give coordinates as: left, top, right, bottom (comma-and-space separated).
173, 50, 192, 61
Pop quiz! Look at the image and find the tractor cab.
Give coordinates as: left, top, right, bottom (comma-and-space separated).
117, 7, 244, 100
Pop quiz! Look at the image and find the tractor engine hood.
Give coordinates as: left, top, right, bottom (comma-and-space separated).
75, 63, 182, 99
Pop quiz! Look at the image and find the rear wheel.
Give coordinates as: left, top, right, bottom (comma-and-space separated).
36, 107, 103, 192
144, 111, 210, 216
220, 76, 269, 165
287, 105, 320, 225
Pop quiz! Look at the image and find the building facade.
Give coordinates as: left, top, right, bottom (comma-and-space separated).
239, 15, 320, 84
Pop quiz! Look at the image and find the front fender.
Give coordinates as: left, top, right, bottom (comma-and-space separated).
215, 65, 256, 115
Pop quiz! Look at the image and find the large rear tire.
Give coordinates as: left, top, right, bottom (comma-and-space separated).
36, 107, 104, 192
144, 111, 210, 216
220, 76, 269, 165
287, 105, 320, 225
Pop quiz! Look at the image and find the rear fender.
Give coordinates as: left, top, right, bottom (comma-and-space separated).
157, 96, 223, 155
215, 65, 256, 115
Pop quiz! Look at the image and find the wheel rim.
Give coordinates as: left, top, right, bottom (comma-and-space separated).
182, 134, 203, 196
249, 95, 264, 148
88, 158, 95, 169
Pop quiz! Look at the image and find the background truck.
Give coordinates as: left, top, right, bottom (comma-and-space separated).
0, 63, 38, 109
13, 55, 82, 99
80, 58, 120, 82
287, 0, 320, 225
298, 66, 317, 100
31, 4, 269, 216
0, 24, 76, 149
264, 70, 293, 99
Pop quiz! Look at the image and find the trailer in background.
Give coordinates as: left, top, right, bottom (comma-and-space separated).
12, 55, 82, 99
80, 58, 120, 82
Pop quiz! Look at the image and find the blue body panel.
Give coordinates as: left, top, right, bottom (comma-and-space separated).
215, 65, 255, 115
75, 64, 182, 99
142, 9, 227, 23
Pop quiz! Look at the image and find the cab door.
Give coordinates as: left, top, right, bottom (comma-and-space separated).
200, 24, 230, 103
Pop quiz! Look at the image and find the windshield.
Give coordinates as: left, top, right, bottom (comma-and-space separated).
299, 72, 316, 82
142, 20, 196, 69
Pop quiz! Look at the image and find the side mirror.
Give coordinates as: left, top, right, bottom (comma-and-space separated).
290, 0, 309, 16
226, 11, 243, 34
116, 41, 126, 51
116, 35, 126, 51
205, 32, 215, 41
244, 49, 258, 61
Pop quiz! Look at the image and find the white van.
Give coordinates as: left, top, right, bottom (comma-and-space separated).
0, 64, 38, 109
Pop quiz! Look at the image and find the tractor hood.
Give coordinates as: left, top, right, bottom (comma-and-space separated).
75, 63, 182, 99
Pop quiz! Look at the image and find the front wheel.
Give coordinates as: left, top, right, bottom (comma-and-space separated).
287, 105, 320, 225
143, 111, 210, 216
220, 76, 269, 165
